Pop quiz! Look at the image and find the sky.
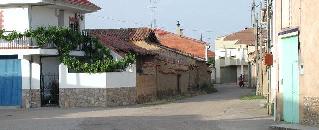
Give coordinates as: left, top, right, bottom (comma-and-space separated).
86, 0, 253, 46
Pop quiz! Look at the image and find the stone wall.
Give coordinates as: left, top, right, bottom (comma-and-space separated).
22, 89, 41, 108
59, 87, 136, 108
106, 87, 136, 107
302, 97, 319, 126
59, 88, 107, 108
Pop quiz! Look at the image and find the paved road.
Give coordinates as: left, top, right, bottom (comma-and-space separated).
0, 84, 274, 130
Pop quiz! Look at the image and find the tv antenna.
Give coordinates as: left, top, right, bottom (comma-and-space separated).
149, 0, 159, 28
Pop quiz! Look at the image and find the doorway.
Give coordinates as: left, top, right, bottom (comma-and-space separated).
0, 56, 22, 107
40, 56, 60, 107
279, 35, 299, 123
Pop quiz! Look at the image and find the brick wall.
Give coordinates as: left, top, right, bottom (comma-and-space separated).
134, 41, 212, 103
136, 55, 212, 103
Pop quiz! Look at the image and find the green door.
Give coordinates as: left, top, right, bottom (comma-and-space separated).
279, 36, 299, 123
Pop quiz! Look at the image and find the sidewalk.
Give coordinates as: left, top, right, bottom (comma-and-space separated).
270, 123, 318, 130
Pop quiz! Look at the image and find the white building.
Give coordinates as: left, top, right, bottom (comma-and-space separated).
0, 0, 136, 108
214, 36, 250, 84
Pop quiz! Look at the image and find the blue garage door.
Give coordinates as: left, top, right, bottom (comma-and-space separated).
0, 59, 22, 106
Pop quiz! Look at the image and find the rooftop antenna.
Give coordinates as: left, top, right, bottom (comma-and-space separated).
149, 0, 159, 28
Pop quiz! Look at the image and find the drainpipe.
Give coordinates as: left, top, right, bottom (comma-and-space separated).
28, 5, 33, 108
29, 56, 33, 108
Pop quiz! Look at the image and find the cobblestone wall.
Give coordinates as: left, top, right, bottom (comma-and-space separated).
59, 87, 136, 108
22, 89, 41, 108
106, 87, 136, 107
303, 97, 319, 126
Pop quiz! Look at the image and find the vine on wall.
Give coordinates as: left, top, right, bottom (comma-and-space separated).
0, 27, 135, 73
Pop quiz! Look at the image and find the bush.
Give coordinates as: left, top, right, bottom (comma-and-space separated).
200, 83, 218, 94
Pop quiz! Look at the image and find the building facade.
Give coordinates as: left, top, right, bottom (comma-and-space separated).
272, 0, 319, 126
89, 28, 213, 103
214, 36, 250, 84
0, 0, 108, 108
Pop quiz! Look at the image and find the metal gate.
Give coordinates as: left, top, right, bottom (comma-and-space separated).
40, 74, 59, 106
0, 59, 22, 106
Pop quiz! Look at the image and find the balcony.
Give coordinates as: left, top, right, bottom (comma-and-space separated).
219, 57, 248, 67
0, 36, 36, 49
0, 36, 85, 56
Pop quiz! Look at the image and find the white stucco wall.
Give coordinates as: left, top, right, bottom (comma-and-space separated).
30, 6, 58, 28
0, 0, 43, 5
2, 7, 29, 32
20, 55, 41, 89
64, 10, 73, 28
2, 5, 85, 31
59, 64, 136, 89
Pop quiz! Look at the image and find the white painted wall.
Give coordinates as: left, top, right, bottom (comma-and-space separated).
0, 0, 43, 5
2, 7, 29, 32
59, 64, 107, 88
30, 6, 58, 28
20, 55, 41, 89
1, 5, 86, 32
59, 64, 136, 89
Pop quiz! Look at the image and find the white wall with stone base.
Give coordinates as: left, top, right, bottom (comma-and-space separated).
58, 64, 137, 107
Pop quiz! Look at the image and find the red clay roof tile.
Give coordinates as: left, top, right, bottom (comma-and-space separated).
224, 28, 267, 45
87, 28, 157, 55
87, 28, 215, 60
154, 29, 215, 59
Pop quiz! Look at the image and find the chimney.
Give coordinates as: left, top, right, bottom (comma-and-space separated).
176, 21, 183, 36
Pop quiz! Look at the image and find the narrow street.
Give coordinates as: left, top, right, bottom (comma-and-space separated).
0, 84, 273, 130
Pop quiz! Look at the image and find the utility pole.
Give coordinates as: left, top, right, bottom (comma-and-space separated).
252, 0, 261, 94
266, 0, 273, 115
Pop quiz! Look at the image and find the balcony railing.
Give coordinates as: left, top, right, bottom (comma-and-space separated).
0, 36, 84, 50
0, 31, 92, 51
220, 58, 248, 67
0, 36, 38, 49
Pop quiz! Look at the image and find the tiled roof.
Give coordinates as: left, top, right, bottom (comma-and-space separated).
64, 0, 101, 11
89, 28, 157, 42
224, 28, 267, 46
154, 29, 215, 60
86, 28, 158, 55
87, 28, 215, 61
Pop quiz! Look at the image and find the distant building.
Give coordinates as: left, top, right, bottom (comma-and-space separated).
214, 28, 258, 84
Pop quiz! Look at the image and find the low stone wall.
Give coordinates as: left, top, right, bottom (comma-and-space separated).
106, 87, 136, 107
22, 89, 41, 108
59, 87, 136, 108
59, 88, 107, 108
302, 97, 319, 126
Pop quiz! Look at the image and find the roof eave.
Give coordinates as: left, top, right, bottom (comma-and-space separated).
43, 0, 101, 13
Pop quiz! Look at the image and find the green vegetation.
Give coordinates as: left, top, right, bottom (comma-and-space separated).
240, 94, 265, 100
207, 57, 215, 66
0, 27, 135, 73
200, 83, 218, 94
143, 95, 191, 106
